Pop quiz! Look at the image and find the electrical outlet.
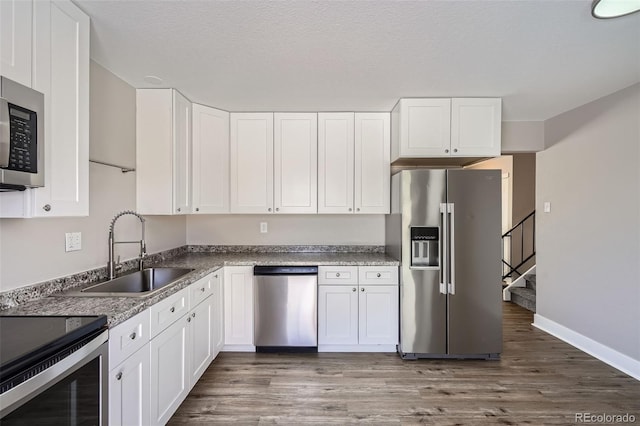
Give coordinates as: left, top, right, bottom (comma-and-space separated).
260, 222, 268, 233
65, 232, 82, 252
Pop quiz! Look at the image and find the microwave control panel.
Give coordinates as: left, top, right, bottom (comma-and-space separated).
6, 103, 38, 173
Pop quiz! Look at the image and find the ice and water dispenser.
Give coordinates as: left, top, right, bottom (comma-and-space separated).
410, 227, 439, 268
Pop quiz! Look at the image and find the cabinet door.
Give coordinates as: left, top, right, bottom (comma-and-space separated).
189, 295, 214, 387
318, 113, 355, 214
230, 113, 274, 213
318, 285, 358, 345
109, 345, 150, 426
149, 315, 190, 426
0, 0, 32, 86
358, 285, 399, 345
396, 99, 451, 158
354, 113, 390, 214
173, 90, 192, 214
451, 98, 502, 157
222, 266, 254, 348
274, 113, 317, 213
212, 271, 225, 358
192, 104, 229, 213
31, 0, 89, 217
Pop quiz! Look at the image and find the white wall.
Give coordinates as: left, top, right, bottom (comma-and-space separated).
536, 83, 640, 362
0, 61, 186, 292
501, 121, 545, 153
187, 214, 385, 246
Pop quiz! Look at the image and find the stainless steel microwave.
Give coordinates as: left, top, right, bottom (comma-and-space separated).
0, 76, 45, 191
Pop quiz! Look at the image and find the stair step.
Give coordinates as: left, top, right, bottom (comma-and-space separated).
524, 274, 536, 291
510, 287, 536, 312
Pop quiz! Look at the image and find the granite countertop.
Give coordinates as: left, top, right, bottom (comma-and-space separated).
0, 251, 399, 328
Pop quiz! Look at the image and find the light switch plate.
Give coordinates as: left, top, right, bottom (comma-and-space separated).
543, 202, 551, 213
65, 232, 82, 252
260, 222, 268, 233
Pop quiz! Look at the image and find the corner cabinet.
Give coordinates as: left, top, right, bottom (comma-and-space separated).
0, 0, 90, 218
136, 89, 192, 215
318, 265, 399, 352
192, 104, 230, 214
222, 266, 255, 351
318, 113, 390, 214
391, 98, 501, 161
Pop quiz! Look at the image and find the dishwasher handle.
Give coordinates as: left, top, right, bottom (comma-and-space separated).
253, 265, 318, 276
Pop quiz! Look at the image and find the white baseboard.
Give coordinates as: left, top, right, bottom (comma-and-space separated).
533, 314, 640, 381
318, 344, 397, 353
222, 344, 256, 352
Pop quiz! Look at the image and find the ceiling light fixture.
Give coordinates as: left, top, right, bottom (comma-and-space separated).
592, 0, 640, 18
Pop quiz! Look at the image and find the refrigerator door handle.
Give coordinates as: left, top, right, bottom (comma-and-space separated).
448, 203, 456, 295
439, 203, 448, 295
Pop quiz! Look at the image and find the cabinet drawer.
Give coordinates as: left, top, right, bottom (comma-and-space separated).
149, 287, 189, 338
358, 266, 399, 285
318, 266, 358, 285
189, 273, 214, 308
109, 310, 150, 368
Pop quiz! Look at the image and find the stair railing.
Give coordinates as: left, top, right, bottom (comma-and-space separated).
502, 210, 535, 280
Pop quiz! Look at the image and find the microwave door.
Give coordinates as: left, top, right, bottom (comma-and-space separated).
0, 97, 9, 168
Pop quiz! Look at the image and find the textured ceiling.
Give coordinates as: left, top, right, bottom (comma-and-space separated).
75, 0, 640, 121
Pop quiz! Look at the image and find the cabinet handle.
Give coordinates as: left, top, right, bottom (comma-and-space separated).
356, 208, 360, 212
170, 307, 175, 313
336, 273, 340, 277
361, 287, 365, 292
43, 204, 51, 212
195, 207, 200, 212
376, 273, 381, 278
177, 208, 181, 212
352, 287, 356, 292
116, 372, 122, 381
445, 149, 449, 154
214, 274, 218, 278
201, 287, 205, 292
268, 208, 272, 212
129, 332, 136, 340
187, 316, 191, 323
348, 208, 352, 212
192, 312, 196, 318
275, 208, 279, 212
453, 148, 458, 153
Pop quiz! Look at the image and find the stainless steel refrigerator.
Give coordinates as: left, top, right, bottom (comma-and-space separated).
386, 169, 502, 359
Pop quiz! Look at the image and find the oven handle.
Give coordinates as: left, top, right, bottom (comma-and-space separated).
0, 97, 10, 168
0, 329, 108, 421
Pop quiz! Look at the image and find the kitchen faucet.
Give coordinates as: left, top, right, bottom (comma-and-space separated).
108, 210, 146, 280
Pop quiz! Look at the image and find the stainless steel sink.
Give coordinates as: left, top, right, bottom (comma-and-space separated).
65, 267, 194, 297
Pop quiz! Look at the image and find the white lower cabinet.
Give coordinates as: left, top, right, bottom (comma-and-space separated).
109, 344, 151, 426
222, 266, 255, 351
318, 265, 399, 352
108, 270, 224, 426
212, 271, 225, 357
149, 312, 190, 426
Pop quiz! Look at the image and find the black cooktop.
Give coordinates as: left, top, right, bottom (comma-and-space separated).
0, 315, 107, 391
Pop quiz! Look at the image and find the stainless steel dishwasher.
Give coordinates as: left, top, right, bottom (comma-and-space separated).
254, 266, 318, 352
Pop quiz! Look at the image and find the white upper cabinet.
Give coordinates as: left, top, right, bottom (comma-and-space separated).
391, 98, 501, 161
318, 113, 355, 214
451, 98, 502, 157
32, 0, 89, 217
318, 112, 390, 214
274, 113, 317, 214
192, 104, 229, 213
354, 113, 390, 214
0, 0, 90, 218
136, 89, 192, 215
230, 113, 274, 213
0, 0, 32, 86
391, 99, 451, 159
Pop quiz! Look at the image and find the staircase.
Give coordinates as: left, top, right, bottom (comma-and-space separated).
509, 274, 536, 312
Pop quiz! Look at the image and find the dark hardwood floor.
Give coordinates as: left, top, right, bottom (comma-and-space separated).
169, 303, 640, 425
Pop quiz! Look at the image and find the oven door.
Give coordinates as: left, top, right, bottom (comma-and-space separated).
0, 330, 108, 425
